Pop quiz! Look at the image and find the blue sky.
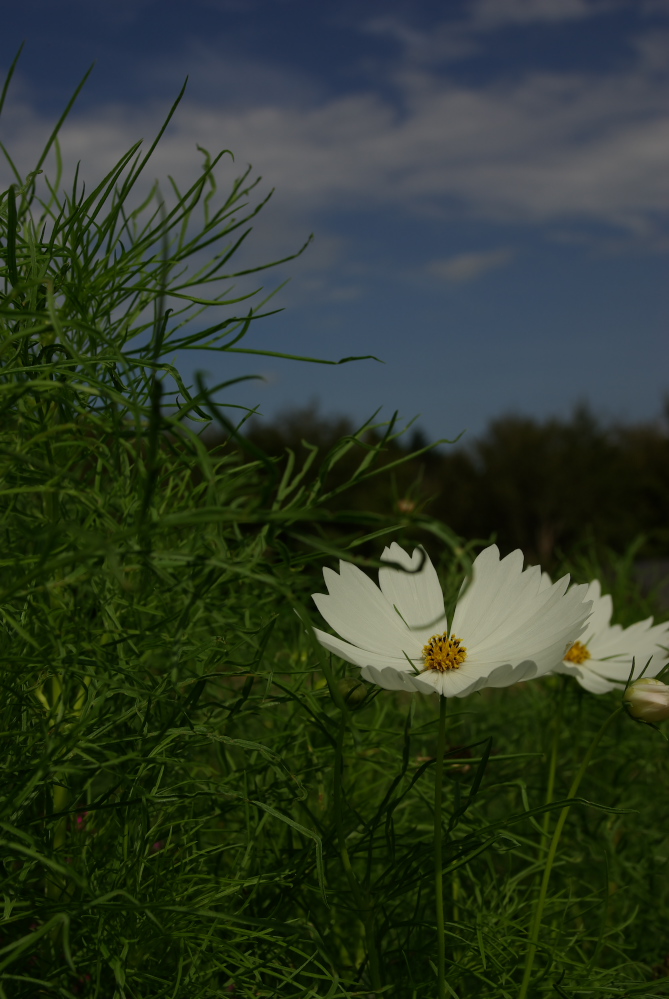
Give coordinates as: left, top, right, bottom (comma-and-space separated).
1, 0, 668, 442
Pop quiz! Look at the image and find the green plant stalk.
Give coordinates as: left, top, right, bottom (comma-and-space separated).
46, 672, 68, 906
47, 785, 70, 946
334, 715, 382, 994
46, 669, 90, 904
540, 676, 567, 853
435, 694, 448, 999
518, 704, 623, 999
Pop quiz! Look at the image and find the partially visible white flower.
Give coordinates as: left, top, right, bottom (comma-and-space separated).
624, 677, 669, 723
554, 579, 669, 694
312, 543, 592, 699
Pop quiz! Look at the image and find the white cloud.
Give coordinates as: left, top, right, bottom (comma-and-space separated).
361, 1, 612, 68
138, 40, 327, 110
470, 0, 607, 27
632, 27, 669, 72
361, 16, 480, 65
1, 33, 668, 252
428, 248, 515, 283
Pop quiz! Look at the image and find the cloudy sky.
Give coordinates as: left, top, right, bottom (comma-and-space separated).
2, 0, 668, 442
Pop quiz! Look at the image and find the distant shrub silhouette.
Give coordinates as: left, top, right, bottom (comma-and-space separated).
233, 401, 669, 567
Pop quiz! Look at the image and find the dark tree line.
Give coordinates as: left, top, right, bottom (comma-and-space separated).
228, 401, 669, 568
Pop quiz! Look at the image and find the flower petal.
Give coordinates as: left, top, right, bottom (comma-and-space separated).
572, 667, 620, 695
378, 544, 447, 640
482, 661, 539, 686
452, 547, 545, 647
566, 606, 669, 693
313, 628, 421, 672
312, 560, 416, 656
361, 664, 426, 691
589, 617, 665, 660
466, 582, 590, 672
452, 546, 591, 677
579, 580, 612, 643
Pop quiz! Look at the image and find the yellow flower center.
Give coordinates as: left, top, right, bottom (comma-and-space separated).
422, 632, 467, 672
564, 641, 591, 665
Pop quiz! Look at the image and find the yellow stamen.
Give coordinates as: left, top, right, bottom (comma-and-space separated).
422, 632, 467, 672
564, 640, 591, 665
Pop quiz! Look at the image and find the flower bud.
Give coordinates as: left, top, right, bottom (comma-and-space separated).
624, 677, 669, 723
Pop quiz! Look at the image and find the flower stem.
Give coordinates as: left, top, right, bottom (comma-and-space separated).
518, 704, 623, 999
540, 676, 566, 854
435, 694, 448, 999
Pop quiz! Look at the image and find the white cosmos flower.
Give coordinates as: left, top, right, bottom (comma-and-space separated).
312, 543, 592, 698
554, 579, 669, 694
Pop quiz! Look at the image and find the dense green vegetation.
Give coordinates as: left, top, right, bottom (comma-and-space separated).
1, 61, 668, 998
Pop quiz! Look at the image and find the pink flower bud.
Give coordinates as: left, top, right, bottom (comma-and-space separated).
75, 811, 89, 830
624, 677, 669, 723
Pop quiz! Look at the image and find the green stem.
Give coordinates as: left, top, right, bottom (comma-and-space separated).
518, 705, 622, 999
334, 716, 382, 994
435, 695, 448, 999
46, 671, 66, 902
540, 677, 566, 853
